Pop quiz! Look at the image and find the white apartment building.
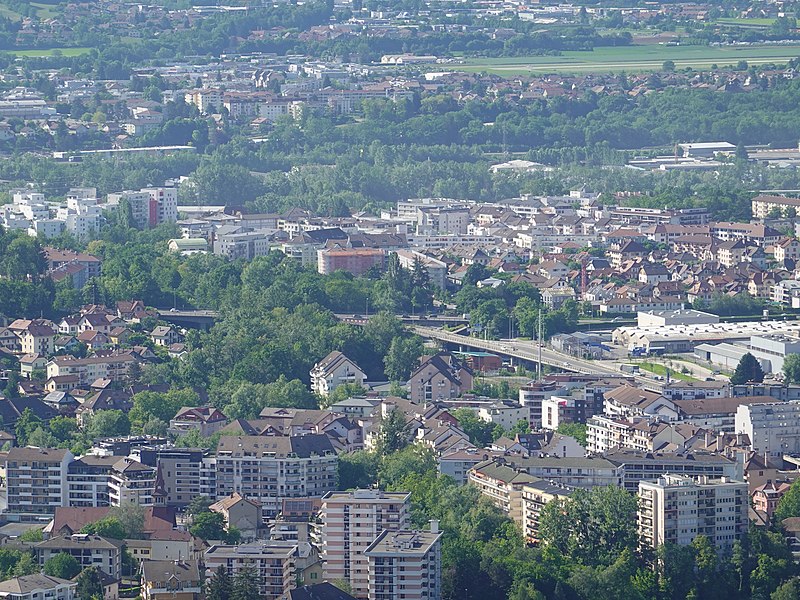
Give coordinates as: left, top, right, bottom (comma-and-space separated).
365, 528, 442, 600
638, 474, 748, 555
215, 435, 337, 518
108, 458, 157, 507
0, 574, 76, 600
320, 490, 411, 599
47, 352, 138, 385
66, 455, 118, 507
5, 447, 73, 521
106, 186, 177, 229
735, 401, 800, 457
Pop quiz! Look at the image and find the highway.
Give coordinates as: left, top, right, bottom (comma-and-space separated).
413, 326, 658, 387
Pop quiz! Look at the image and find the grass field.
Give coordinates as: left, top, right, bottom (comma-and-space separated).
637, 361, 698, 382
457, 43, 800, 75
9, 47, 92, 57
715, 17, 775, 27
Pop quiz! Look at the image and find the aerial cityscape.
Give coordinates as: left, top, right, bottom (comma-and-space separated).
4, 0, 800, 599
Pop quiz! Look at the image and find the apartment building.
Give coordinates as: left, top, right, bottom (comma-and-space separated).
317, 247, 385, 276
521, 481, 574, 545
320, 490, 411, 599
735, 401, 800, 457
204, 541, 300, 600
107, 187, 177, 229
47, 352, 138, 385
365, 528, 442, 600
471, 456, 622, 489
0, 575, 76, 600
8, 319, 55, 356
605, 449, 738, 493
5, 447, 73, 521
673, 396, 777, 433
36, 534, 123, 579
137, 447, 216, 508
638, 474, 748, 555
215, 435, 337, 518
309, 351, 367, 398
751, 194, 800, 219
108, 458, 157, 507
66, 455, 118, 507
468, 461, 537, 524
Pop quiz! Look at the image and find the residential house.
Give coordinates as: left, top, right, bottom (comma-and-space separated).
150, 326, 183, 347
408, 353, 473, 404
168, 406, 227, 437
0, 575, 76, 600
35, 534, 123, 580
140, 560, 202, 600
210, 493, 262, 542
310, 351, 367, 397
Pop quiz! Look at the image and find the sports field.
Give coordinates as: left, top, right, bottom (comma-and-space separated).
9, 48, 92, 57
457, 43, 800, 75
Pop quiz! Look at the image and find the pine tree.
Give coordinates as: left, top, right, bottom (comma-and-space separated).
206, 565, 232, 600
731, 352, 764, 385
231, 564, 261, 600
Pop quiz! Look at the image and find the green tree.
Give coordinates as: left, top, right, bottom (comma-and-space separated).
539, 486, 637, 566
451, 407, 500, 447
731, 352, 765, 385
557, 422, 587, 446
86, 410, 131, 438
187, 495, 213, 517
207, 565, 233, 600
12, 553, 37, 577
75, 567, 104, 600
81, 517, 126, 540
375, 407, 411, 456
110, 504, 145, 539
773, 577, 800, 600
783, 354, 800, 385
190, 511, 240, 543
14, 408, 42, 447
43, 552, 81, 580
384, 336, 424, 381
18, 528, 42, 543
231, 564, 261, 600
776, 478, 800, 523
4, 371, 19, 397
338, 451, 379, 489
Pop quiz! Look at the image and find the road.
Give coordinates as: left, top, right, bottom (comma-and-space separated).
413, 326, 667, 388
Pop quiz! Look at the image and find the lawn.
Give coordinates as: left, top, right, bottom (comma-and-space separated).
456, 43, 800, 75
637, 361, 699, 382
9, 47, 92, 57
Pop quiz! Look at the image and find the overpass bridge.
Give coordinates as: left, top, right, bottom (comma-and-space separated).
413, 326, 620, 376
156, 309, 219, 330
413, 326, 659, 389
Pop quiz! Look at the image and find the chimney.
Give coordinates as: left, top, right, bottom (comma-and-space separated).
430, 519, 439, 534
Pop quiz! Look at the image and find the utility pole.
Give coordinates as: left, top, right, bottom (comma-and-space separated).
537, 310, 543, 381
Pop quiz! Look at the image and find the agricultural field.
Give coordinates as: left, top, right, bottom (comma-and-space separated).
8, 47, 92, 57
457, 43, 800, 75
